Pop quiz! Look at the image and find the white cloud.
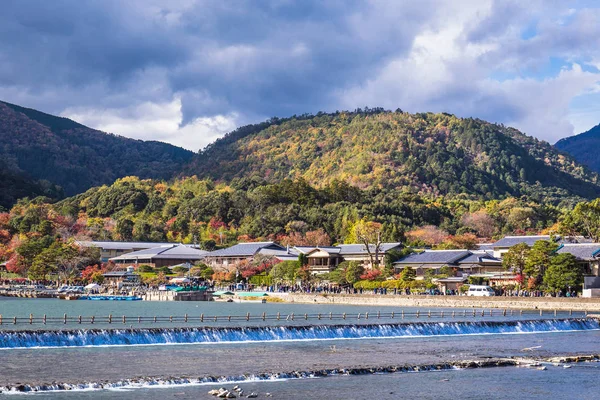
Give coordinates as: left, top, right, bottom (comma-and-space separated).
486, 64, 600, 143
61, 97, 239, 152
337, 2, 600, 143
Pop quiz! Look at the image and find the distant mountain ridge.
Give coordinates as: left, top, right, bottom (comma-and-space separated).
0, 100, 195, 197
555, 124, 600, 174
184, 109, 600, 203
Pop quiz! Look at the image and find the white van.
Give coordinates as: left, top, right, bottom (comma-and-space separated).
467, 285, 496, 297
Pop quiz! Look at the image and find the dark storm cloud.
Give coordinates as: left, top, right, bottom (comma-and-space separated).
0, 0, 432, 118
1, 1, 188, 88
0, 0, 599, 149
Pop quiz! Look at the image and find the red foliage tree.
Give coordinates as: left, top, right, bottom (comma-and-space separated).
360, 269, 382, 281
81, 264, 106, 283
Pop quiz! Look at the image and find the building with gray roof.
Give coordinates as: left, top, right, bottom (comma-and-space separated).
110, 245, 207, 268
337, 243, 403, 264
556, 243, 600, 278
393, 249, 502, 277
202, 242, 403, 273
491, 235, 554, 258
203, 242, 287, 269
76, 240, 175, 262
292, 243, 402, 273
491, 234, 596, 259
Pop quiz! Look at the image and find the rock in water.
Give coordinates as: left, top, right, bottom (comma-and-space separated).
247, 394, 258, 399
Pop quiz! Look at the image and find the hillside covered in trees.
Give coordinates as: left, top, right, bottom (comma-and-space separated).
185, 109, 600, 204
40, 176, 568, 246
555, 123, 600, 174
4, 175, 600, 280
0, 101, 194, 198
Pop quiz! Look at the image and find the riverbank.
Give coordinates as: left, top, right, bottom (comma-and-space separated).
270, 293, 600, 311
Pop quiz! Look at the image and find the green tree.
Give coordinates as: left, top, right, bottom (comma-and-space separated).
560, 199, 600, 242
384, 248, 405, 274
138, 265, 154, 273
269, 260, 300, 284
201, 267, 214, 280
344, 261, 365, 284
14, 234, 54, 265
298, 253, 308, 267
524, 240, 559, 279
28, 257, 57, 280
543, 253, 583, 294
116, 218, 134, 241
327, 267, 348, 285
399, 266, 416, 282
502, 242, 530, 276
29, 240, 80, 282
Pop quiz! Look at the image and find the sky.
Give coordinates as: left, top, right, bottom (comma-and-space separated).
1, 0, 599, 152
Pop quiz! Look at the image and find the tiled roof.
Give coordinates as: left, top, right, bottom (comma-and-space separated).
152, 246, 207, 260
558, 236, 595, 244
475, 243, 494, 251
76, 241, 174, 250
204, 242, 285, 257
294, 246, 317, 254
337, 243, 402, 255
257, 247, 300, 260
109, 245, 207, 261
492, 236, 553, 248
556, 243, 600, 260
456, 251, 501, 265
394, 250, 471, 265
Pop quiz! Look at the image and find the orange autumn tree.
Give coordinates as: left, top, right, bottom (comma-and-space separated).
406, 225, 449, 247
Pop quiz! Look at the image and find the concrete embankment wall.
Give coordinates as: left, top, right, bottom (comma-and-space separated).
270, 293, 600, 312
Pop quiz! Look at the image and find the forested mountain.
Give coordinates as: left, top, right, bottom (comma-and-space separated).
0, 101, 194, 197
0, 161, 61, 210
185, 110, 600, 203
555, 124, 600, 174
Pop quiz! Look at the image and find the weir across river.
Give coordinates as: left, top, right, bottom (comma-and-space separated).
1, 318, 599, 349
0, 308, 595, 327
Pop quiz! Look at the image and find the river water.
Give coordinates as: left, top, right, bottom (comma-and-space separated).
1, 298, 599, 398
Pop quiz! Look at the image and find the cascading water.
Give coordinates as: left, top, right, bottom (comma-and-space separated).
0, 318, 597, 349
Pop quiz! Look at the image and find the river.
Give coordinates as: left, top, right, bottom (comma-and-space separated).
1, 297, 599, 398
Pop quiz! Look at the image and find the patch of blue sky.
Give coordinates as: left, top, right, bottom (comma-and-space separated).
568, 92, 600, 137
520, 20, 538, 40
489, 57, 574, 83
